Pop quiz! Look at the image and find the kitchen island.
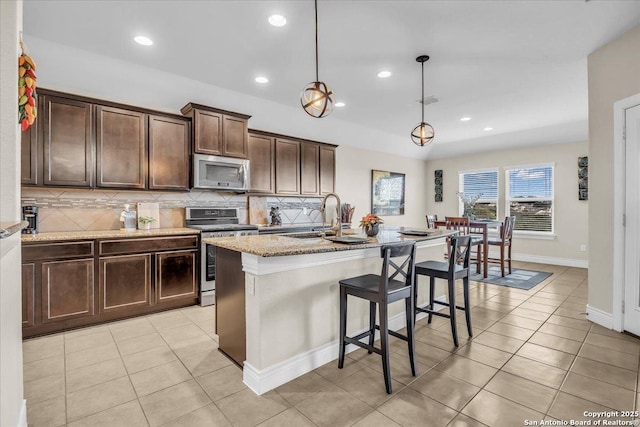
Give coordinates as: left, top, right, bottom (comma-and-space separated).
204, 228, 456, 394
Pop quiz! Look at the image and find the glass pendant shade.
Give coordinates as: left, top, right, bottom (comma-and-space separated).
301, 81, 334, 118
411, 122, 435, 146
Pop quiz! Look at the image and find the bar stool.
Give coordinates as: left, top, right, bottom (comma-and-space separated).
414, 235, 472, 347
338, 241, 417, 394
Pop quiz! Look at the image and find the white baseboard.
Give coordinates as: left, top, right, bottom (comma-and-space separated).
17, 400, 27, 427
512, 253, 588, 269
243, 296, 447, 395
586, 305, 614, 330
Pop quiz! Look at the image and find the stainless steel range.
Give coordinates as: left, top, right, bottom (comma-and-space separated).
185, 207, 258, 306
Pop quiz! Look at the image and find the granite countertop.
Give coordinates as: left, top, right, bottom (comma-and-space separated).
0, 221, 28, 239
204, 228, 456, 257
21, 227, 200, 243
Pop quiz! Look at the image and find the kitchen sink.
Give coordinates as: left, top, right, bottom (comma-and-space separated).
286, 232, 335, 239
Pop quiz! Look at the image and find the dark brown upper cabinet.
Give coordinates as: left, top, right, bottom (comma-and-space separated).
181, 103, 250, 159
275, 138, 301, 194
148, 115, 190, 191
96, 106, 147, 189
21, 116, 39, 185
300, 143, 320, 195
42, 95, 94, 187
247, 132, 275, 194
319, 146, 336, 195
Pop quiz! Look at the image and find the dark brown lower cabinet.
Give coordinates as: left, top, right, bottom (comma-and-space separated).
100, 254, 152, 313
41, 259, 94, 324
22, 263, 35, 328
156, 250, 197, 303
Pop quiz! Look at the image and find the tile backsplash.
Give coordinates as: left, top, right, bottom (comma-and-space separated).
265, 196, 324, 226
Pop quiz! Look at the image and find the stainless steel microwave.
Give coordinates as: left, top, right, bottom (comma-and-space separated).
193, 154, 250, 191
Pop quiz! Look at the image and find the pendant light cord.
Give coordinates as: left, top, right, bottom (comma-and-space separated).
315, 0, 319, 82
421, 61, 425, 124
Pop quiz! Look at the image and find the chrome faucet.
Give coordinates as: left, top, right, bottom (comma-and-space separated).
320, 192, 342, 237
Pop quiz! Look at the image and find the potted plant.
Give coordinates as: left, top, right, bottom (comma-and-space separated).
138, 216, 156, 230
360, 213, 384, 237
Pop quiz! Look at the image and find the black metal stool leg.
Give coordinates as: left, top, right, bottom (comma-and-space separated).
428, 276, 435, 324
338, 287, 347, 369
405, 293, 417, 376
378, 302, 392, 394
368, 301, 376, 354
463, 276, 472, 337
448, 278, 459, 347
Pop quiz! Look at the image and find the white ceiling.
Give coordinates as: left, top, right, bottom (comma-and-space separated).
23, 1, 640, 159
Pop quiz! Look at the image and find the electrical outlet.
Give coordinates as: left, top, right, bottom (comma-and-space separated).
580, 244, 587, 252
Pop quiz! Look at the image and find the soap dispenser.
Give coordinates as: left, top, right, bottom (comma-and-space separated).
119, 204, 137, 231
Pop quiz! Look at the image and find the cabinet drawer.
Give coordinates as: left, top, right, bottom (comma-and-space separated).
99, 236, 198, 255
23, 241, 94, 262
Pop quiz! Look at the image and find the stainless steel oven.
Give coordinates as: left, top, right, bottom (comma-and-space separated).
185, 207, 258, 306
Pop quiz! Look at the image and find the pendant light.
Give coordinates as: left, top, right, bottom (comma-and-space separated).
411, 55, 435, 146
300, 0, 334, 118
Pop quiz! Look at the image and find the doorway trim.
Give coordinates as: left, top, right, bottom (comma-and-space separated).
612, 92, 640, 332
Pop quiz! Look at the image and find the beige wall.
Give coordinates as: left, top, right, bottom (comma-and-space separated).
335, 145, 429, 229
0, 0, 26, 426
588, 26, 640, 314
424, 141, 589, 265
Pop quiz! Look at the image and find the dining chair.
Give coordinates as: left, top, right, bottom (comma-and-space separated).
487, 216, 515, 277
426, 214, 438, 229
444, 216, 483, 274
338, 241, 418, 394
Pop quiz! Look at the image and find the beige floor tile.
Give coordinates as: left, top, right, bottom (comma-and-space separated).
170, 335, 218, 359
545, 314, 591, 331
447, 413, 488, 427
533, 291, 567, 302
23, 334, 64, 363
366, 351, 427, 386
159, 324, 209, 348
66, 376, 137, 422
578, 343, 639, 371
335, 366, 403, 407
484, 371, 556, 413
510, 307, 550, 322
565, 295, 587, 305
526, 296, 562, 307
570, 356, 637, 391
528, 331, 582, 354
139, 379, 211, 426
217, 388, 289, 427
409, 368, 480, 410
179, 348, 232, 377
65, 342, 120, 371
499, 314, 544, 331
67, 400, 148, 427
196, 364, 246, 402
65, 330, 114, 354
295, 385, 372, 426
554, 308, 586, 320
561, 372, 636, 411
66, 357, 127, 393
585, 332, 640, 355
548, 392, 615, 422
461, 390, 544, 427
516, 343, 575, 370
475, 301, 514, 313
316, 353, 366, 383
501, 355, 567, 389
257, 407, 316, 427
377, 387, 458, 427
538, 322, 588, 341
486, 322, 535, 341
351, 410, 401, 427
473, 331, 525, 353
64, 323, 111, 339
590, 324, 640, 342
162, 403, 231, 427
109, 317, 157, 342
415, 328, 462, 353
130, 359, 192, 397
23, 354, 64, 383
122, 345, 178, 374
24, 373, 65, 404
435, 355, 497, 388
26, 395, 66, 427
455, 342, 512, 369
147, 310, 193, 331
518, 301, 557, 314
181, 306, 215, 324
276, 371, 333, 405
116, 332, 168, 356
195, 320, 216, 336
404, 340, 452, 368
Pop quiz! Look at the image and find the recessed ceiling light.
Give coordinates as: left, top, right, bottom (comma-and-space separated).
460, 117, 472, 122
335, 102, 345, 107
483, 127, 494, 131
268, 15, 287, 27
134, 35, 153, 46
377, 71, 392, 78
255, 76, 269, 84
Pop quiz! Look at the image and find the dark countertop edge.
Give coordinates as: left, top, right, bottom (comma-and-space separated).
0, 221, 29, 239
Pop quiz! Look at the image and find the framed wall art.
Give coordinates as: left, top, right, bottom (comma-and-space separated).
578, 156, 588, 201
371, 170, 405, 216
434, 169, 443, 202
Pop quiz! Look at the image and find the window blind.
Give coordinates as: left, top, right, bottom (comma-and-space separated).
460, 170, 498, 219
506, 166, 553, 232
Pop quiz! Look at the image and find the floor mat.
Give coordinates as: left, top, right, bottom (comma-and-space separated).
470, 266, 552, 290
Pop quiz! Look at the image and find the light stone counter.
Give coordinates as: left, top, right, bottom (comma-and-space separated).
21, 227, 200, 243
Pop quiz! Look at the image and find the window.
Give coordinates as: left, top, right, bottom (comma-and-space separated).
458, 169, 498, 219
506, 165, 554, 233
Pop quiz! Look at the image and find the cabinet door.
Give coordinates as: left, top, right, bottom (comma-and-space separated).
300, 143, 320, 195
96, 106, 147, 189
99, 254, 151, 313
41, 259, 94, 323
148, 115, 190, 190
42, 95, 93, 187
275, 138, 300, 194
247, 133, 274, 193
22, 263, 36, 328
222, 115, 248, 158
194, 109, 222, 155
156, 250, 197, 303
319, 146, 336, 195
21, 122, 39, 185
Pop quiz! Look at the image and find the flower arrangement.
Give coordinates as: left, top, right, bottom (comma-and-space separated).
138, 216, 156, 224
359, 213, 384, 228
457, 192, 482, 218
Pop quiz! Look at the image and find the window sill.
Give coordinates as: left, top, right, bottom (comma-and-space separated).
512, 231, 557, 240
